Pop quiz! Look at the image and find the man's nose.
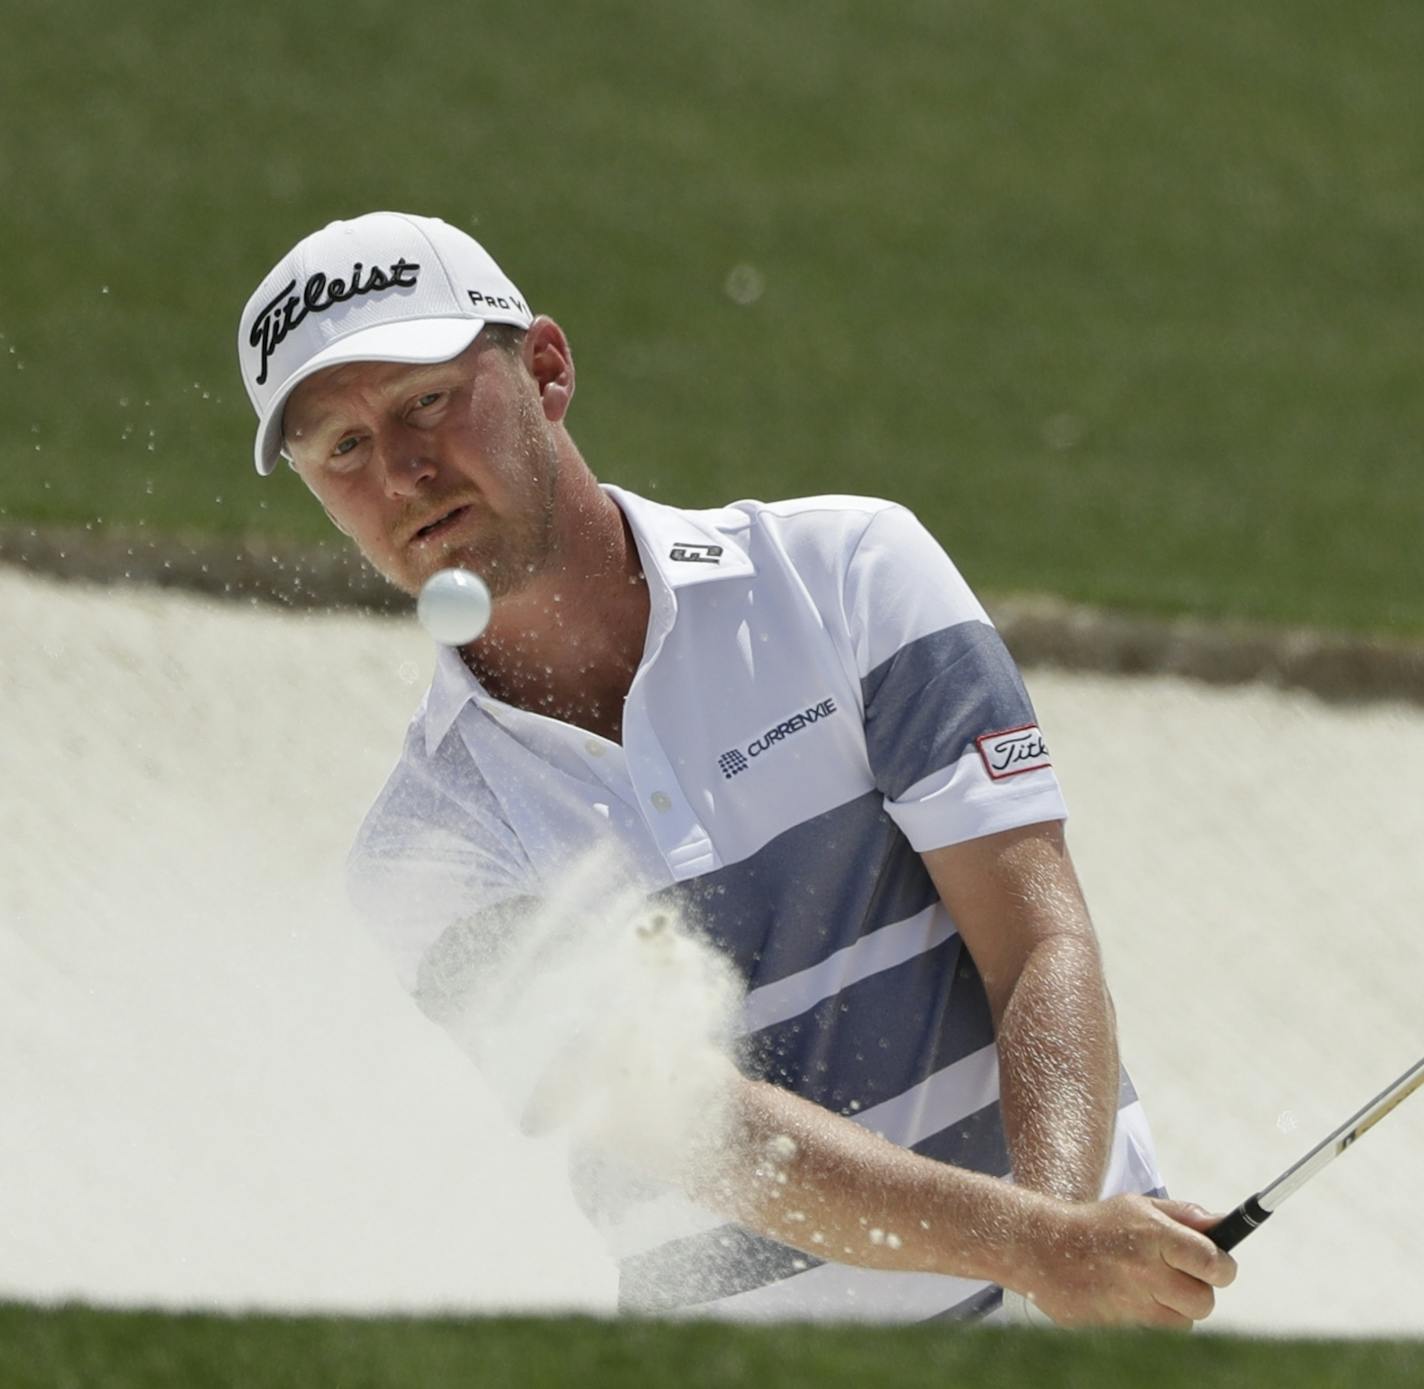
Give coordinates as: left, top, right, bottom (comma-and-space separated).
374, 427, 438, 498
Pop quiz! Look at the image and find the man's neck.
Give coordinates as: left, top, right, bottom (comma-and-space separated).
462, 487, 650, 744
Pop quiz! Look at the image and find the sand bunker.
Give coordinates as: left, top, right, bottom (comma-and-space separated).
1, 566, 1419, 1334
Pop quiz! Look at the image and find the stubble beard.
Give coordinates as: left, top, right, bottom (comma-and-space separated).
378, 410, 561, 602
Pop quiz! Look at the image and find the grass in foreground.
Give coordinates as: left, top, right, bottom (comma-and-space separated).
3, 1304, 1423, 1389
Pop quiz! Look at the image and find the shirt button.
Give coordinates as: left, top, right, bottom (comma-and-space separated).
650, 791, 672, 812
584, 739, 606, 758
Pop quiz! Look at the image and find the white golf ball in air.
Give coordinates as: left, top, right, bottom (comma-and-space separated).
417, 567, 492, 646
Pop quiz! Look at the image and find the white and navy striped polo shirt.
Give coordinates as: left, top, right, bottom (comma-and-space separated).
348, 487, 1165, 1322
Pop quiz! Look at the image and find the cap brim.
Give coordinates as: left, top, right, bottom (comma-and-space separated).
252, 317, 488, 475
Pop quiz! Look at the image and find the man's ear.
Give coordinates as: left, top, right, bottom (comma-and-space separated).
521, 315, 576, 423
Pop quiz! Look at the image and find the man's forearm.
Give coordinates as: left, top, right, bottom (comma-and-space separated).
666, 1068, 1236, 1330
688, 1072, 1055, 1286
994, 932, 1120, 1202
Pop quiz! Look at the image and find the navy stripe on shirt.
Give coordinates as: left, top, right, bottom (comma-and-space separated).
657, 791, 940, 991
862, 621, 1038, 800
741, 932, 993, 1113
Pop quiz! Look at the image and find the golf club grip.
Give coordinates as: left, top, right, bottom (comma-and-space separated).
1209, 1195, 1271, 1251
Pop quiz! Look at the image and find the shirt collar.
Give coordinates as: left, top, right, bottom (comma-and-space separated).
603, 484, 755, 592
422, 640, 487, 756
419, 485, 755, 756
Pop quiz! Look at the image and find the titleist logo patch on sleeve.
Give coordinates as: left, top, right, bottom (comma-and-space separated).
976, 725, 1053, 780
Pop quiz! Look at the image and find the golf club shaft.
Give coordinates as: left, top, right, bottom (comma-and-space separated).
1209, 1056, 1424, 1251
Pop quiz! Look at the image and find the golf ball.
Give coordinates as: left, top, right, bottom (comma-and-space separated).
417, 567, 492, 646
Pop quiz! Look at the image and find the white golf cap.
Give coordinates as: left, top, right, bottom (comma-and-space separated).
237, 211, 534, 475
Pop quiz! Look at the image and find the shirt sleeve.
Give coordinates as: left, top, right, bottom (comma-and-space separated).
840, 503, 1067, 852
346, 741, 531, 995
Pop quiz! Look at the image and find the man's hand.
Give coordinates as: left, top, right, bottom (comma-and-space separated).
1006, 1195, 1238, 1329
681, 1073, 1236, 1330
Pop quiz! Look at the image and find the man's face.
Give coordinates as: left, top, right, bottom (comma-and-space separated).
282, 335, 559, 598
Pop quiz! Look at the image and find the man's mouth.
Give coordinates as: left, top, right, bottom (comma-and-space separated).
411, 504, 471, 544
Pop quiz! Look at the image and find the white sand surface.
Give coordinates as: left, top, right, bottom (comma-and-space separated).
1, 566, 1419, 1334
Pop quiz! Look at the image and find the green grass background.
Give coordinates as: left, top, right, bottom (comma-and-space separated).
5, 1305, 1424, 1389
2, 0, 1420, 633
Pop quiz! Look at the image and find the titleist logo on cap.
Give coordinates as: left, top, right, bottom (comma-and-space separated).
248, 259, 421, 386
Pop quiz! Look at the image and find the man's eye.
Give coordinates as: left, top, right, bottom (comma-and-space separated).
332, 437, 361, 458
413, 392, 444, 411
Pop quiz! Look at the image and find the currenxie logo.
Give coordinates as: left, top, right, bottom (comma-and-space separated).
976, 724, 1052, 781
718, 697, 838, 779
